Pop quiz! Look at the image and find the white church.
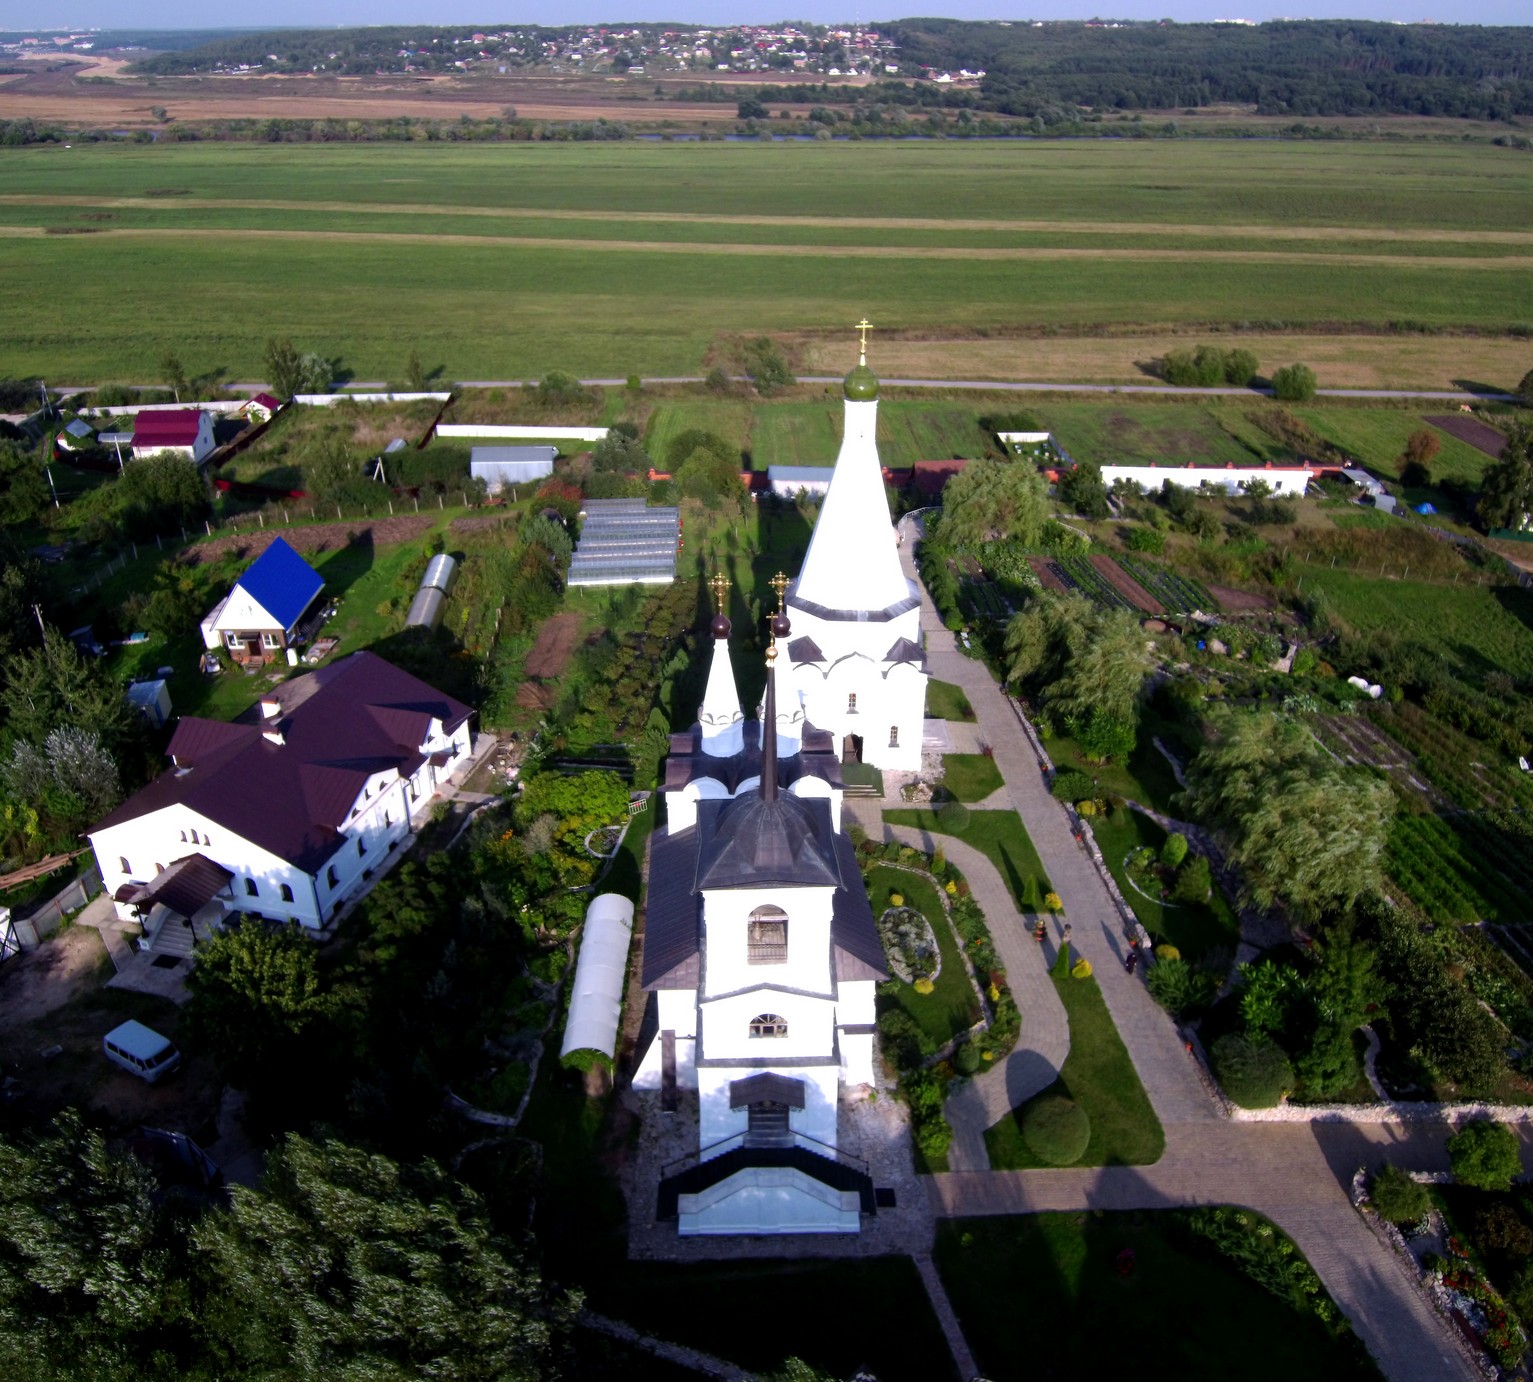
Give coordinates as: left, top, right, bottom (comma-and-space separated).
631, 332, 925, 1236
783, 327, 928, 772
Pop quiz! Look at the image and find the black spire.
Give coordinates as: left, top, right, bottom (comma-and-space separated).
761, 642, 778, 802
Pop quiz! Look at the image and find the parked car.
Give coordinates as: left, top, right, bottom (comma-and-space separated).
102, 1020, 181, 1084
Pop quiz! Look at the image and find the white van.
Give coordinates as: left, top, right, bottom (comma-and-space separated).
102, 1020, 181, 1084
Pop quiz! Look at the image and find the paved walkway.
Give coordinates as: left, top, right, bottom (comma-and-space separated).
892, 513, 1480, 1382
879, 823, 1068, 1173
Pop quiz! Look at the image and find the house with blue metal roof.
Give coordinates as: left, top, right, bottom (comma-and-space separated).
200, 536, 325, 667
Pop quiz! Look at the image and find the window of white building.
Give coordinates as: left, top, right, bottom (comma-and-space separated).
749, 1013, 789, 1039
747, 905, 788, 965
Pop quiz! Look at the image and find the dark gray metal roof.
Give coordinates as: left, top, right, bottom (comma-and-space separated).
786, 635, 826, 665
729, 1072, 806, 1109
641, 825, 702, 990
694, 794, 842, 892
830, 834, 888, 981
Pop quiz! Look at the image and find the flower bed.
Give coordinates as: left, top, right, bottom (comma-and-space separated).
878, 905, 940, 985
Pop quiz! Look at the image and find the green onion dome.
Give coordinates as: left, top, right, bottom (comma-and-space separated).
843, 363, 880, 402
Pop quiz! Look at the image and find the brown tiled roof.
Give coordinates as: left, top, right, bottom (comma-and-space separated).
137, 855, 234, 918
93, 652, 472, 875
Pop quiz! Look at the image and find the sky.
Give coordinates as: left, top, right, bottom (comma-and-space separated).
24, 4, 1533, 33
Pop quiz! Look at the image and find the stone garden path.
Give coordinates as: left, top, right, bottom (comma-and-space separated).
889, 513, 1481, 1382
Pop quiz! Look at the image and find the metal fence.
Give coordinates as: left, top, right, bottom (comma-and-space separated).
13, 862, 103, 948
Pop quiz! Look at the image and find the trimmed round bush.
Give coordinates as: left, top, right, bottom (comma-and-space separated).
1071, 958, 1093, 979
1448, 1119, 1521, 1192
936, 799, 971, 832
1370, 1164, 1429, 1226
1022, 1096, 1092, 1166
913, 977, 935, 995
1210, 1033, 1294, 1109
1156, 944, 1182, 963
955, 1042, 982, 1076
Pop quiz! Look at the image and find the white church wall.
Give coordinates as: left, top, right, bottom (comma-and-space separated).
664, 776, 732, 834
786, 776, 842, 833
697, 1064, 839, 1150
657, 987, 698, 1038
840, 1030, 876, 1085
700, 885, 836, 1001
835, 978, 876, 1029
699, 988, 838, 1065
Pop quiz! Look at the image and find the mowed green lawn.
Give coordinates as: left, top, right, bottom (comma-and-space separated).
2, 140, 1532, 382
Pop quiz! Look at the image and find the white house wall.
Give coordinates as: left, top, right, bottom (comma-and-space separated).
1102, 464, 1312, 497
788, 652, 927, 771
699, 989, 838, 1067
211, 584, 281, 636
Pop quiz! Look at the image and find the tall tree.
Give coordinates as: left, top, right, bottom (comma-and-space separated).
1182, 712, 1395, 919
0, 627, 137, 754
194, 1135, 572, 1381
0, 1112, 195, 1381
1477, 421, 1533, 532
1004, 591, 1155, 738
0, 441, 49, 526
940, 459, 1049, 546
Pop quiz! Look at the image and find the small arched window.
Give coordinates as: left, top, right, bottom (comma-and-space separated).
245, 878, 258, 897
357, 836, 367, 857
179, 831, 187, 843
888, 725, 900, 748
326, 865, 339, 889
279, 883, 294, 903
747, 905, 788, 965
749, 1013, 789, 1039
847, 692, 858, 713
119, 856, 132, 876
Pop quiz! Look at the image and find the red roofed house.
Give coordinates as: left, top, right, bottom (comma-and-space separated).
88, 651, 475, 953
130, 409, 216, 465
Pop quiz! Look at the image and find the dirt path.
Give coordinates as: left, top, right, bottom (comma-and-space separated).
0, 925, 110, 1034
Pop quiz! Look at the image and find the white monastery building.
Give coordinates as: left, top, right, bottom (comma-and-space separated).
89, 652, 473, 949
783, 328, 928, 771
634, 588, 886, 1236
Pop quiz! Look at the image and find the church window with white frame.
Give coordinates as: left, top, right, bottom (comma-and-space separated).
749, 1013, 789, 1039
747, 905, 788, 964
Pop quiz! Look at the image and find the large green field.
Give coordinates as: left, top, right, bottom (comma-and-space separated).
2, 140, 1531, 383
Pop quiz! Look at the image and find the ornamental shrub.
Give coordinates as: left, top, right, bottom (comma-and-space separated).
1146, 957, 1218, 1017
1156, 945, 1182, 963
1043, 891, 1063, 913
1021, 1096, 1092, 1166
1448, 1119, 1521, 1192
913, 977, 935, 996
1172, 856, 1212, 905
1072, 958, 1093, 979
936, 800, 971, 832
889, 892, 904, 907
1076, 799, 1097, 817
1210, 1032, 1294, 1109
1051, 770, 1095, 802
955, 1041, 982, 1076
1370, 1164, 1429, 1225
1161, 832, 1189, 869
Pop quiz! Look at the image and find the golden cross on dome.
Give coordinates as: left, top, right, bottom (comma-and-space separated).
709, 570, 730, 615
770, 570, 790, 614
855, 317, 873, 364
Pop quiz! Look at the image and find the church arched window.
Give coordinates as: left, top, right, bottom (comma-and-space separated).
747, 905, 788, 965
847, 692, 858, 713
749, 1013, 789, 1039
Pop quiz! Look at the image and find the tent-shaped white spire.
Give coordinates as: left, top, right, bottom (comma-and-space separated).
699, 574, 744, 757
792, 332, 911, 616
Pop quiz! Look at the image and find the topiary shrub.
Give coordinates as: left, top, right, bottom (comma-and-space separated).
913, 977, 935, 995
889, 892, 904, 907
1210, 1033, 1294, 1109
1370, 1164, 1430, 1225
1156, 944, 1182, 963
1448, 1119, 1521, 1192
1161, 832, 1189, 869
1022, 1096, 1092, 1166
1043, 891, 1062, 913
1051, 769, 1094, 802
955, 1041, 982, 1076
1072, 958, 1093, 979
936, 800, 971, 832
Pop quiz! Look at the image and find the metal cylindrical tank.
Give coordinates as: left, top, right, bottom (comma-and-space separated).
405, 586, 446, 631
422, 553, 458, 594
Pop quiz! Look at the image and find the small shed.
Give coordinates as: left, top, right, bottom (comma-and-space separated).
57, 418, 95, 451
125, 679, 172, 729
470, 445, 557, 494
560, 893, 635, 1061
768, 465, 835, 498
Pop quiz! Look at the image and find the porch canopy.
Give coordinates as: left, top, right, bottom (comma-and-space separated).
729, 1072, 806, 1109
560, 893, 635, 1060
114, 855, 233, 919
